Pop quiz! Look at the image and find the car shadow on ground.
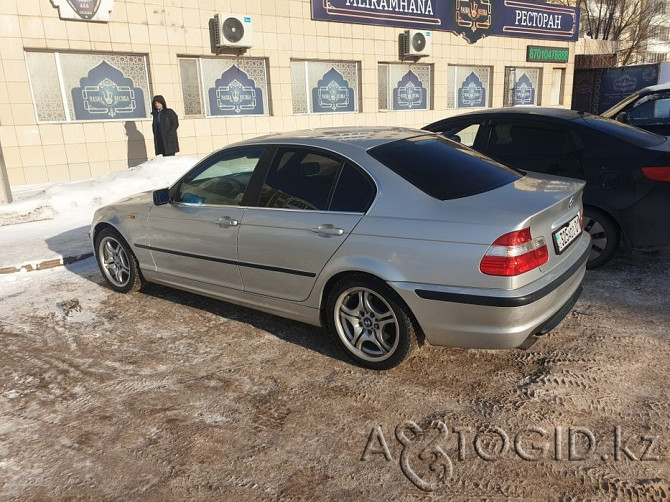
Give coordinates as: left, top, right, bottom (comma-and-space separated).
138, 282, 351, 365
44, 226, 93, 265
63, 257, 352, 366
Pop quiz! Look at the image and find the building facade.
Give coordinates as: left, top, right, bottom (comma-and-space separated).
0, 0, 579, 188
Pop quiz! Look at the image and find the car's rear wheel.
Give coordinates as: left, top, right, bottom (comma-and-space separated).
584, 208, 619, 269
326, 277, 417, 370
95, 228, 143, 293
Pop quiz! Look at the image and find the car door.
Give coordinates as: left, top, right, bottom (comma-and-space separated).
147, 147, 267, 290
483, 119, 584, 179
237, 147, 375, 302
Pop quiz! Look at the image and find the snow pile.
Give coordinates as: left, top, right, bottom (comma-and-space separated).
0, 156, 200, 271
1, 156, 199, 227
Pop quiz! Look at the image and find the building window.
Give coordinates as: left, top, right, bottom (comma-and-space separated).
378, 63, 432, 111
646, 52, 668, 63
504, 67, 542, 106
447, 66, 492, 109
178, 57, 270, 117
648, 24, 669, 40
26, 51, 151, 123
650, 0, 667, 14
290, 60, 360, 114
550, 68, 566, 105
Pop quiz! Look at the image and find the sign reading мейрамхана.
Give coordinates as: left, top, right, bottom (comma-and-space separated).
311, 0, 579, 44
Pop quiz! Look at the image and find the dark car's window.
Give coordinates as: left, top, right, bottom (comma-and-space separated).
582, 114, 666, 147
444, 122, 481, 147
486, 122, 584, 177
259, 149, 341, 210
629, 97, 670, 125
489, 123, 570, 158
330, 163, 376, 212
175, 148, 263, 205
368, 135, 522, 201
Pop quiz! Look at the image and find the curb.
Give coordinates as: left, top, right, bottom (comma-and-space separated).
0, 253, 94, 275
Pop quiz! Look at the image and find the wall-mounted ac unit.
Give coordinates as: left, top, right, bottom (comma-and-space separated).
402, 29, 431, 57
214, 14, 253, 48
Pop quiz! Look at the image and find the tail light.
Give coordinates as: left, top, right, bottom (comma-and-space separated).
642, 166, 670, 182
480, 227, 549, 276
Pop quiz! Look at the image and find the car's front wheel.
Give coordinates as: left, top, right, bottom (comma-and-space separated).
95, 228, 143, 293
326, 277, 417, 370
584, 208, 620, 269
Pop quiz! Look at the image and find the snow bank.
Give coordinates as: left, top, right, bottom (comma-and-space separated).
1, 156, 199, 227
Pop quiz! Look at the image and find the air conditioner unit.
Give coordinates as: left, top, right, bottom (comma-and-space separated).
214, 13, 253, 48
402, 29, 431, 57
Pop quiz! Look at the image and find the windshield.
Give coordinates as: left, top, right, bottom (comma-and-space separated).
368, 135, 522, 201
601, 92, 641, 118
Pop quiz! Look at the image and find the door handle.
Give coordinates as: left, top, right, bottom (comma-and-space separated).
214, 216, 239, 228
311, 224, 344, 236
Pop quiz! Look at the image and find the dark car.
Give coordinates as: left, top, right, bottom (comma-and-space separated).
424, 108, 670, 268
601, 83, 670, 136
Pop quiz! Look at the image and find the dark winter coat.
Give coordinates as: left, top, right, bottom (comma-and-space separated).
151, 95, 179, 156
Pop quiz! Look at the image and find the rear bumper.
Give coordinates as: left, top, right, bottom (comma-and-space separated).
390, 232, 590, 349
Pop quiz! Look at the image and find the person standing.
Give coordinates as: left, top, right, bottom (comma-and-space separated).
151, 95, 179, 157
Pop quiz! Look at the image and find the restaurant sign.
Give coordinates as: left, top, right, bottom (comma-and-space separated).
312, 0, 579, 44
51, 0, 115, 22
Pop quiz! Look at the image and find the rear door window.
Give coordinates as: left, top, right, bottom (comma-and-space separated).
368, 134, 521, 201
330, 163, 376, 213
259, 149, 341, 211
485, 121, 584, 178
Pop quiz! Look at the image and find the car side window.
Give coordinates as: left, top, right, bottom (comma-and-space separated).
330, 163, 376, 213
175, 148, 263, 205
629, 97, 670, 125
488, 123, 566, 158
444, 123, 481, 147
487, 122, 582, 177
259, 149, 341, 211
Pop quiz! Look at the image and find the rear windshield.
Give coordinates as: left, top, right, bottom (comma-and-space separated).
368, 134, 522, 200
580, 114, 667, 147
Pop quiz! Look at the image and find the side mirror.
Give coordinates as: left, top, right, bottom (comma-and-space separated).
448, 134, 462, 143
615, 111, 628, 123
153, 188, 170, 205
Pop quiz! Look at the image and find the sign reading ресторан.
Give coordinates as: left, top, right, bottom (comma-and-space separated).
527, 46, 570, 63
311, 0, 580, 44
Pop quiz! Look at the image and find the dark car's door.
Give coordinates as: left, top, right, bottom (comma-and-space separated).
483, 119, 585, 179
237, 147, 376, 302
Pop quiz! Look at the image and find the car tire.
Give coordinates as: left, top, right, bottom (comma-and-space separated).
326, 276, 417, 370
584, 208, 620, 269
95, 228, 144, 293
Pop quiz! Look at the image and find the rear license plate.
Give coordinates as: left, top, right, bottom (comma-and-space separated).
553, 214, 581, 254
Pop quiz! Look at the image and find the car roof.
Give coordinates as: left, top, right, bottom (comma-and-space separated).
635, 82, 670, 95
433, 107, 588, 121
240, 127, 429, 150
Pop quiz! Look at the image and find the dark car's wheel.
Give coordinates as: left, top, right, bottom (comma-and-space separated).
95, 228, 143, 293
584, 208, 620, 269
326, 277, 417, 370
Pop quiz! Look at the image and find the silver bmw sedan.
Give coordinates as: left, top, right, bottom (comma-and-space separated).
91, 127, 590, 369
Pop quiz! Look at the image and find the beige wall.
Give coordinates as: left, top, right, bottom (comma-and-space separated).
0, 0, 575, 187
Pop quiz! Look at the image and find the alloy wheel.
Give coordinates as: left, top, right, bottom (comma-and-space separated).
333, 287, 400, 363
99, 236, 132, 288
